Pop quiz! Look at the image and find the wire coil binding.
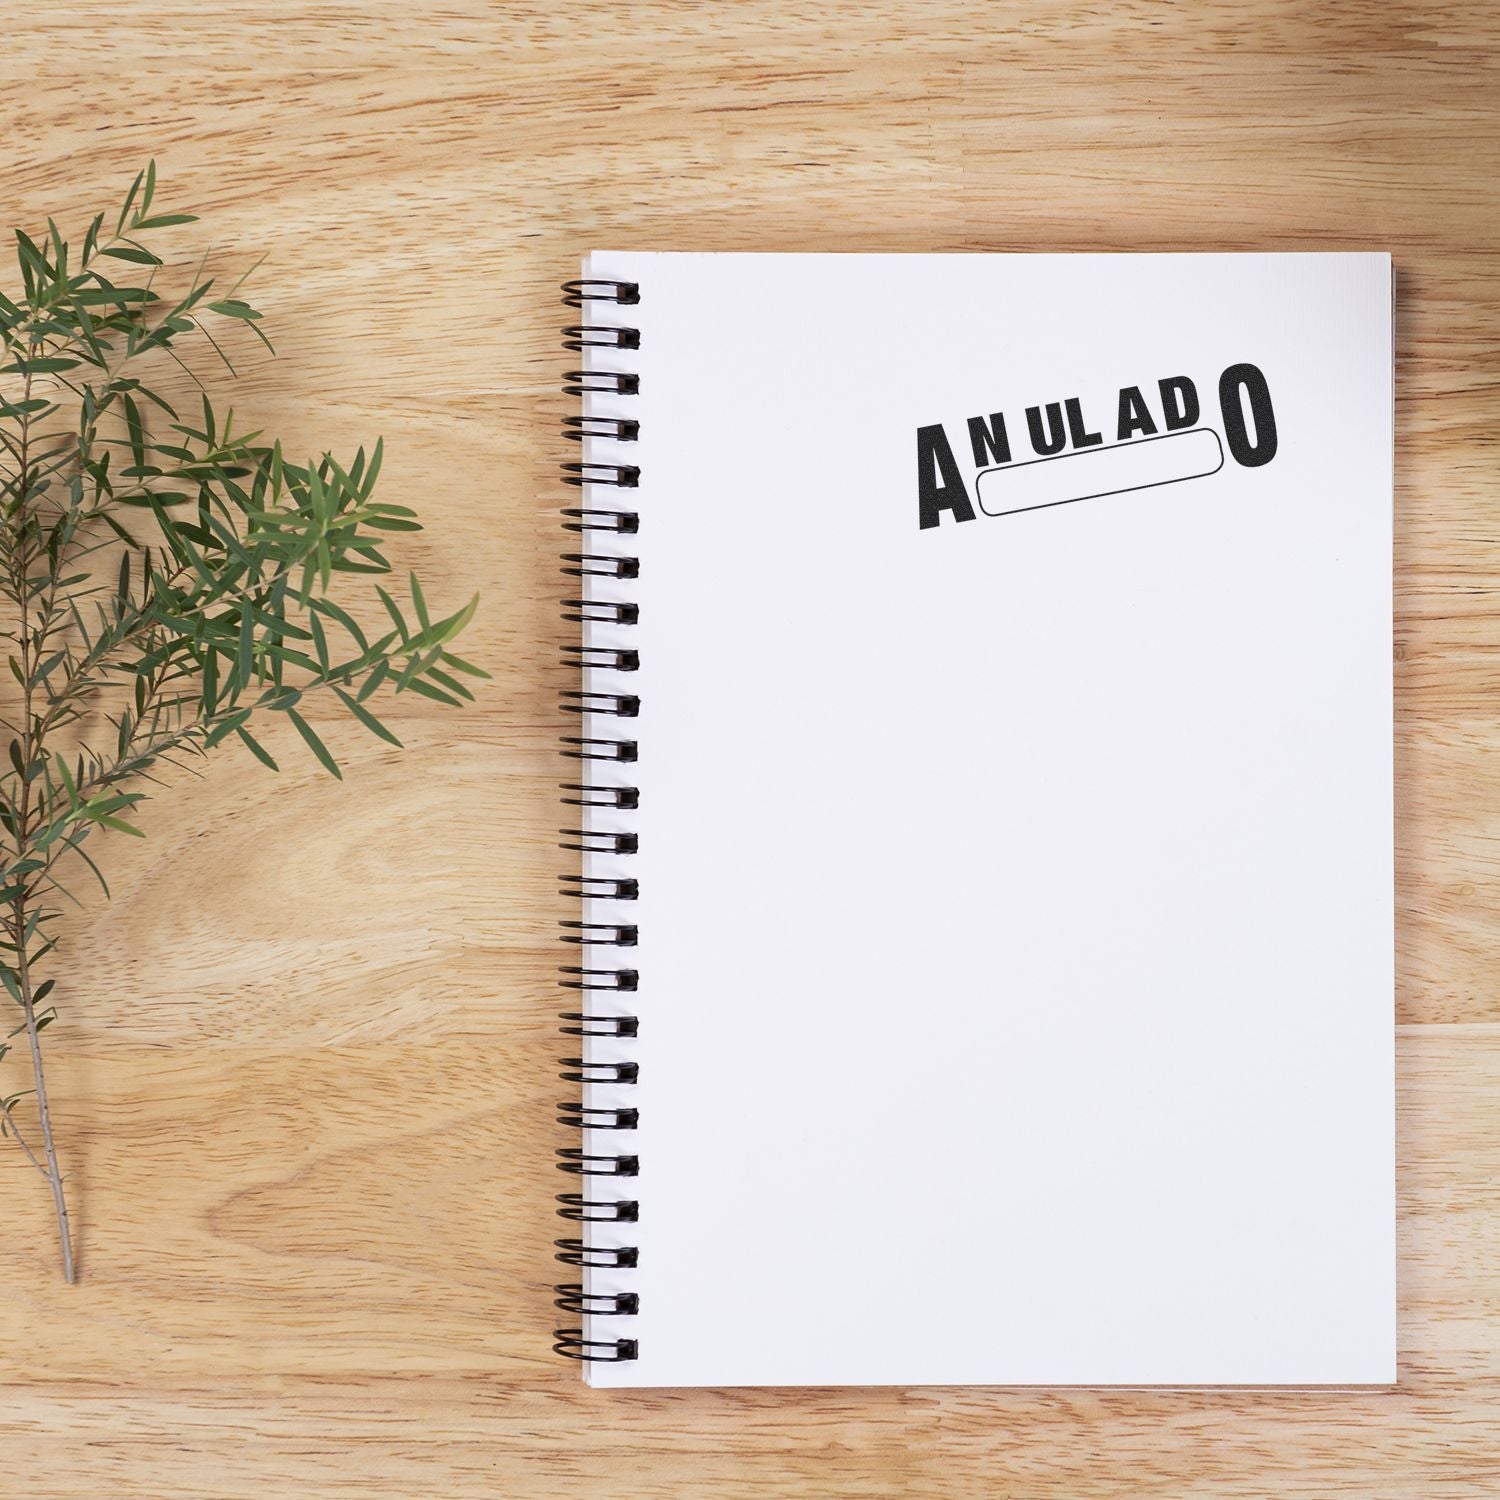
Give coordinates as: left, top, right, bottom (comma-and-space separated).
554, 275, 641, 1365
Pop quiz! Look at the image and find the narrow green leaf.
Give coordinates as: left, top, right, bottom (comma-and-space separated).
71, 838, 112, 899
100, 245, 162, 266
439, 649, 491, 681
207, 299, 262, 321
100, 512, 140, 547
202, 709, 250, 750
90, 811, 146, 838
425, 666, 475, 702
235, 726, 279, 772
54, 753, 80, 810
123, 393, 145, 470
334, 688, 402, 747
237, 601, 254, 689
309, 611, 330, 672
374, 586, 408, 642
361, 437, 383, 497
355, 657, 390, 703
400, 676, 462, 708
310, 597, 368, 653
285, 708, 341, 779
5, 356, 81, 374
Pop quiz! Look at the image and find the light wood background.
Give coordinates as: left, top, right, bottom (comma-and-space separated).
2, 2, 1497, 1495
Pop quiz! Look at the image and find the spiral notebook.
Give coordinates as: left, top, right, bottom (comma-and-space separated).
553, 252, 1395, 1388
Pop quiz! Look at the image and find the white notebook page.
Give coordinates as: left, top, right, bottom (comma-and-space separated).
575, 252, 1394, 1387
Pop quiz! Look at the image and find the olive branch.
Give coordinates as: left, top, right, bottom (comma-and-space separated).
0, 163, 482, 1279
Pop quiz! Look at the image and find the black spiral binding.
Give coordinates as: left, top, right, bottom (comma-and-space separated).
554, 276, 642, 1366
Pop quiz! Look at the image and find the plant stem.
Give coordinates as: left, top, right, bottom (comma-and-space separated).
13, 904, 74, 1283
0, 1094, 50, 1178
6, 346, 75, 1281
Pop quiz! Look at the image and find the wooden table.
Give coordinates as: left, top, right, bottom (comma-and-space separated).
2, 4, 1497, 1495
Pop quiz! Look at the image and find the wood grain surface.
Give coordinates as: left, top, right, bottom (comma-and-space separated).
2, 2, 1498, 1495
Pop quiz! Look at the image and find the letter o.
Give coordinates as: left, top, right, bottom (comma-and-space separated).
1218, 363, 1277, 468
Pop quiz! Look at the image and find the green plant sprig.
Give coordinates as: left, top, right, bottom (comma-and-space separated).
0, 163, 483, 1280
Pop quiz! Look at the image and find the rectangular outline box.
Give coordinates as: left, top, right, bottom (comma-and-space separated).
976, 427, 1225, 518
